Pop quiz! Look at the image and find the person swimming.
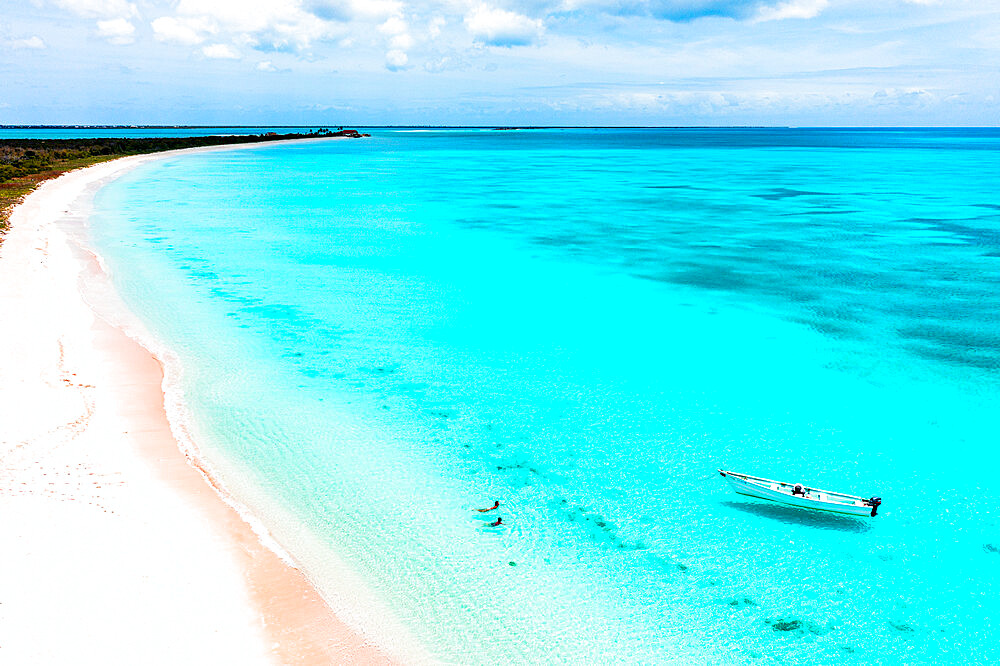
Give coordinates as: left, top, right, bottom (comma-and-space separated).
488, 517, 503, 527
476, 501, 500, 513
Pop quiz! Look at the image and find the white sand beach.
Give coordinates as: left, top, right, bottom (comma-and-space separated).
0, 150, 393, 665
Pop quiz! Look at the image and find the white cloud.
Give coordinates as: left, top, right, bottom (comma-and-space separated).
428, 16, 446, 39
465, 5, 544, 47
303, 0, 402, 22
385, 48, 408, 70
256, 60, 277, 71
9, 36, 47, 49
378, 14, 414, 62
873, 87, 935, 106
424, 55, 452, 72
378, 16, 407, 36
175, 0, 281, 33
151, 16, 212, 45
169, 0, 341, 52
755, 0, 828, 22
202, 43, 241, 59
558, 81, 948, 119
390, 32, 415, 49
346, 0, 402, 21
51, 0, 137, 19
97, 17, 136, 44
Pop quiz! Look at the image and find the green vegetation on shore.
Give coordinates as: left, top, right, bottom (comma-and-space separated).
0, 129, 366, 236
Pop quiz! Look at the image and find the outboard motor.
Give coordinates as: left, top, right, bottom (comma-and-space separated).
868, 496, 882, 517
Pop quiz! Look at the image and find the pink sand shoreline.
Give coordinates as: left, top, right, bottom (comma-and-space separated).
0, 142, 398, 664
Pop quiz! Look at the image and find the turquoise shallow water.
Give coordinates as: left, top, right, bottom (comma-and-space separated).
90, 129, 1000, 663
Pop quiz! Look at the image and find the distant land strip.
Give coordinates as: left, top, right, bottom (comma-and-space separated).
0, 128, 368, 236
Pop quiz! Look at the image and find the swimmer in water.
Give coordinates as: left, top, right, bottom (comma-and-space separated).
488, 517, 503, 527
476, 501, 500, 513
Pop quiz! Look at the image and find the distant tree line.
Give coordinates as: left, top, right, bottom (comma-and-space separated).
0, 128, 367, 183
0, 128, 368, 236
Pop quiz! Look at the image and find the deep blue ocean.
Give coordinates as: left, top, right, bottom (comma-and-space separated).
88, 128, 1000, 663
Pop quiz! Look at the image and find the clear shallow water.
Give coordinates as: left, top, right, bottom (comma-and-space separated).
90, 129, 1000, 663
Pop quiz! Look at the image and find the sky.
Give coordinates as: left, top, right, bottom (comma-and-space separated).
1, 0, 999, 125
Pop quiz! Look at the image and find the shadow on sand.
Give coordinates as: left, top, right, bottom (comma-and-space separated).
721, 500, 873, 533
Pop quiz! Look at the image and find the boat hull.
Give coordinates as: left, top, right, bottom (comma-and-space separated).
723, 474, 873, 517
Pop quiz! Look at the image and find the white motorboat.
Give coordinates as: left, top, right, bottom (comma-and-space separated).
719, 470, 881, 517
